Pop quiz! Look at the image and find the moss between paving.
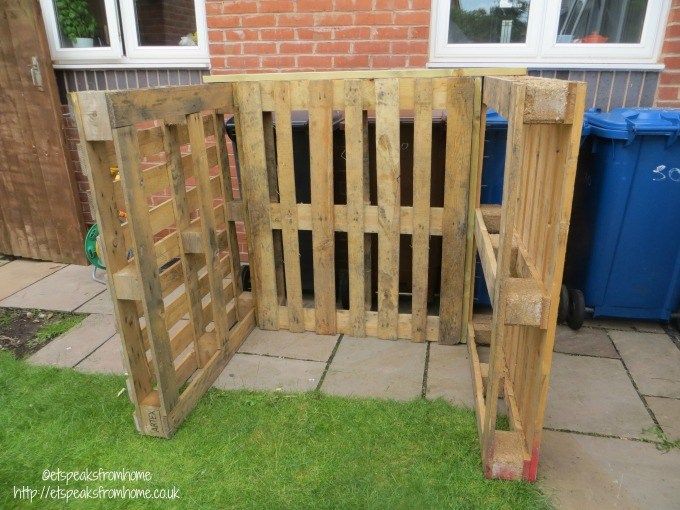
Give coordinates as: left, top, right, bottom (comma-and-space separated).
0, 352, 549, 509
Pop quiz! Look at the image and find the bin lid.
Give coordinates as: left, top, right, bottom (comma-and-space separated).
585, 108, 680, 143
485, 109, 507, 128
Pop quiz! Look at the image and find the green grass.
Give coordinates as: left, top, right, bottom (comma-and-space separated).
0, 352, 549, 509
0, 308, 15, 327
31, 313, 86, 348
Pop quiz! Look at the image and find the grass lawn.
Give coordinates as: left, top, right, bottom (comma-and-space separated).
0, 352, 549, 509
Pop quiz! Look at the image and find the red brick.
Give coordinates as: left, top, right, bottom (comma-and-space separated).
391, 40, 428, 54
241, 14, 276, 27
210, 56, 227, 68
410, 25, 429, 39
243, 42, 277, 54
210, 43, 243, 55
657, 86, 680, 100
669, 7, 680, 23
354, 40, 391, 54
296, 27, 333, 40
225, 28, 260, 41
208, 30, 224, 42
411, 0, 431, 9
314, 41, 352, 54
277, 13, 315, 26
261, 55, 296, 67
659, 71, 680, 85
333, 26, 371, 39
334, 0, 373, 11
371, 26, 409, 39
662, 39, 680, 54
662, 56, 680, 69
298, 0, 333, 11
408, 54, 428, 67
370, 54, 408, 68
225, 56, 261, 68
259, 27, 295, 40
258, 0, 295, 13
226, 0, 258, 13
355, 11, 393, 25
206, 3, 222, 15
665, 24, 680, 38
315, 12, 354, 26
280, 41, 315, 53
334, 55, 370, 68
394, 11, 430, 25
297, 55, 334, 68
375, 0, 409, 8
209, 15, 241, 28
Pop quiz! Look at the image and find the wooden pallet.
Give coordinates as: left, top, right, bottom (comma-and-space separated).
468, 76, 587, 481
70, 70, 585, 482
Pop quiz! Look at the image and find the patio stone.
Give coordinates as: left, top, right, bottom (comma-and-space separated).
609, 331, 680, 399
321, 336, 426, 401
583, 318, 637, 331
426, 344, 474, 408
0, 260, 64, 300
213, 353, 325, 392
238, 328, 338, 362
75, 289, 114, 315
0, 264, 107, 312
539, 430, 680, 510
76, 336, 125, 375
554, 325, 619, 358
632, 321, 666, 334
546, 353, 654, 438
29, 314, 116, 368
646, 396, 680, 441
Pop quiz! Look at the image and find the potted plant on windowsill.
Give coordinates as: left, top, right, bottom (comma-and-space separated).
55, 0, 97, 48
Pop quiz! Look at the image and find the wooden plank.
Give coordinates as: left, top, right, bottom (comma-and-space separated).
163, 122, 211, 366
410, 78, 433, 342
344, 79, 367, 337
374, 78, 400, 340
233, 81, 278, 329
475, 208, 497, 301
308, 80, 337, 335
273, 82, 305, 332
74, 91, 112, 141
71, 94, 153, 435
212, 112, 243, 317
439, 78, 474, 344
203, 68, 527, 83
113, 125, 178, 414
187, 113, 231, 345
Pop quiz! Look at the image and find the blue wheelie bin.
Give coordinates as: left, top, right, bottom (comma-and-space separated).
563, 108, 680, 325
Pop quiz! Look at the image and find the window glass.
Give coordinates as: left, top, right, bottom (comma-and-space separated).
134, 0, 198, 47
448, 0, 532, 44
54, 0, 110, 48
556, 0, 648, 43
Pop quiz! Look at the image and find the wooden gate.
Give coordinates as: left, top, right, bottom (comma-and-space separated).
0, 0, 85, 263
234, 76, 480, 344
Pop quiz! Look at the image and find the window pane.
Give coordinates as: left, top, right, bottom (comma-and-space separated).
556, 0, 648, 43
448, 0, 531, 44
134, 0, 198, 47
54, 0, 110, 48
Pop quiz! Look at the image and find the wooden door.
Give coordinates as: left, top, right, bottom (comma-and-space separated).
0, 0, 85, 263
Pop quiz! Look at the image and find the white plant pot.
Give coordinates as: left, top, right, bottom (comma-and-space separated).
72, 37, 94, 48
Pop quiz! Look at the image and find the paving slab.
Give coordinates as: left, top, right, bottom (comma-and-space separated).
426, 344, 474, 408
646, 396, 680, 441
631, 321, 666, 334
0, 260, 65, 300
321, 336, 426, 401
0, 264, 107, 312
583, 318, 637, 331
75, 289, 114, 315
609, 331, 680, 399
554, 325, 619, 358
29, 314, 116, 368
214, 353, 325, 392
238, 328, 338, 362
539, 430, 680, 510
76, 335, 125, 375
546, 353, 654, 438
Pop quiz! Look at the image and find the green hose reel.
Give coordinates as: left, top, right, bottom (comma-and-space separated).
84, 224, 105, 269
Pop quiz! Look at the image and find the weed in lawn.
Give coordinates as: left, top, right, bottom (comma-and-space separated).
0, 308, 16, 327
31, 312, 86, 347
644, 426, 680, 452
0, 352, 550, 510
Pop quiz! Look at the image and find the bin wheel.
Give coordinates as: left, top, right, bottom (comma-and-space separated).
240, 265, 251, 292
337, 269, 350, 310
567, 289, 586, 330
558, 285, 569, 323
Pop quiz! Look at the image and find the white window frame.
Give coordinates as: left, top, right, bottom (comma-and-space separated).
429, 0, 672, 70
40, 0, 209, 69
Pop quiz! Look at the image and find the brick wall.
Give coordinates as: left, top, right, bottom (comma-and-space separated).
655, 0, 680, 108
136, 0, 197, 46
205, 0, 430, 73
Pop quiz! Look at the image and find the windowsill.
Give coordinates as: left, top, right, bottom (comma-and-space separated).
427, 60, 665, 71
52, 60, 210, 70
